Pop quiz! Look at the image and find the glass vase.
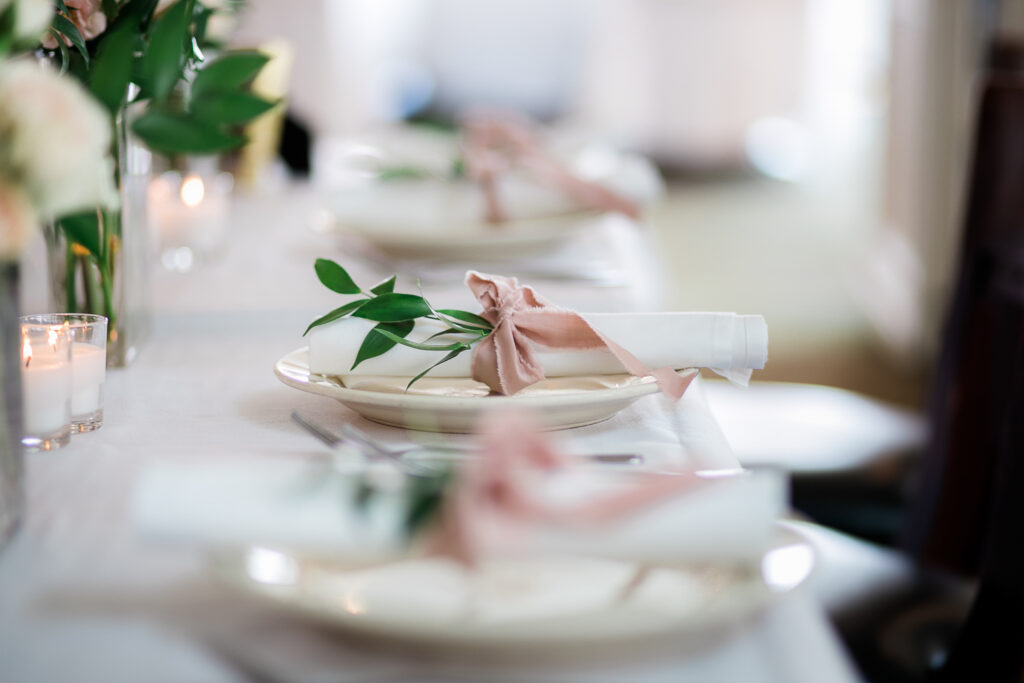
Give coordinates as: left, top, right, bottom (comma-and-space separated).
46, 98, 151, 367
0, 262, 24, 548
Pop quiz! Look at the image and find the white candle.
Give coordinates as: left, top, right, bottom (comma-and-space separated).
22, 348, 72, 436
70, 343, 106, 416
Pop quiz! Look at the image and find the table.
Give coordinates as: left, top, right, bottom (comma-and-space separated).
0, 184, 862, 682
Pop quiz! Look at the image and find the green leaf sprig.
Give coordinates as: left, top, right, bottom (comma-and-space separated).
305, 259, 493, 389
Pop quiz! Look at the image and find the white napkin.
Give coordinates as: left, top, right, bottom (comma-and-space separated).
307, 312, 768, 381
132, 464, 785, 566
328, 138, 664, 232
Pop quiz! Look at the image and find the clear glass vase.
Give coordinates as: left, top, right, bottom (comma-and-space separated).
46, 98, 151, 367
0, 262, 24, 548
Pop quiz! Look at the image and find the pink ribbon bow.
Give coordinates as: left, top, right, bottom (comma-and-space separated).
466, 271, 695, 400
460, 113, 642, 224
427, 410, 705, 566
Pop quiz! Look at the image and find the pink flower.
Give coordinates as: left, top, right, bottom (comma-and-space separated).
41, 0, 106, 49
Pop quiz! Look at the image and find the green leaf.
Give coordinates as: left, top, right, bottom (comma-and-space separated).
377, 166, 429, 182
423, 327, 461, 342
314, 259, 361, 294
88, 22, 135, 113
302, 298, 368, 336
369, 275, 397, 295
191, 91, 277, 125
140, 0, 189, 101
436, 309, 492, 330
375, 330, 467, 352
51, 14, 89, 65
190, 50, 269, 100
351, 320, 414, 370
405, 348, 468, 390
58, 212, 101, 258
49, 29, 71, 74
111, 0, 158, 27
101, 0, 120, 21
132, 109, 245, 154
352, 293, 432, 322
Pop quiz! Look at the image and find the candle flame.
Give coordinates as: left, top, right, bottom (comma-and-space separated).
48, 327, 59, 351
23, 336, 31, 368
181, 175, 205, 207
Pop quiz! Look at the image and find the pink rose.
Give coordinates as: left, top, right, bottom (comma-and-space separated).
41, 0, 106, 49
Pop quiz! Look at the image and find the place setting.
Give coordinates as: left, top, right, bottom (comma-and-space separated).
0, 3, 920, 681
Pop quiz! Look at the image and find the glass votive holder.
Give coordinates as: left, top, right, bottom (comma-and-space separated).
47, 314, 107, 433
148, 168, 233, 273
19, 316, 73, 451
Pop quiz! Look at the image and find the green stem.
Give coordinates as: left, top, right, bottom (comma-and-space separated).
99, 262, 116, 333
64, 241, 78, 311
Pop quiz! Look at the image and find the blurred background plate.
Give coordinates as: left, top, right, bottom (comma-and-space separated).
209, 524, 814, 649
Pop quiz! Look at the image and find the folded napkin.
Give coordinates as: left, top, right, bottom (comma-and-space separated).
132, 462, 784, 566
308, 312, 768, 381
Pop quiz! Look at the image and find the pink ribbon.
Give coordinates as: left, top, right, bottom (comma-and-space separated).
460, 113, 642, 224
466, 271, 695, 400
426, 410, 705, 566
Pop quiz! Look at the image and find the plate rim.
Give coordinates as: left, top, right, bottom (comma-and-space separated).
274, 346, 690, 410
209, 523, 814, 648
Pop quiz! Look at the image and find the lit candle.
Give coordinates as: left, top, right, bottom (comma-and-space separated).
21, 332, 72, 437
149, 172, 231, 271
70, 342, 105, 417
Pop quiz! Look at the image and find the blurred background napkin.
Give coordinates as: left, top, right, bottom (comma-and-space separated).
132, 463, 784, 566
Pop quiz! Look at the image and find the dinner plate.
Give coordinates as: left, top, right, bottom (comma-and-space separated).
331, 196, 603, 261
275, 347, 692, 433
210, 525, 813, 649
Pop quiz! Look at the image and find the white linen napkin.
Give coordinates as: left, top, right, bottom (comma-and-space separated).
307, 312, 768, 381
132, 464, 784, 566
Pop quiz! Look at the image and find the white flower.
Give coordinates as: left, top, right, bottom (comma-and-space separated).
0, 60, 118, 221
0, 183, 37, 261
0, 0, 52, 44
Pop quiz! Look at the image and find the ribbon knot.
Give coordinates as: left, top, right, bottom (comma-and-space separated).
461, 113, 642, 224
466, 272, 694, 400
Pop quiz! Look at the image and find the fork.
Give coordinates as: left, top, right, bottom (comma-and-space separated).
290, 412, 645, 466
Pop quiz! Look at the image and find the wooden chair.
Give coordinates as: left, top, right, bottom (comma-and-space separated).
807, 48, 1024, 681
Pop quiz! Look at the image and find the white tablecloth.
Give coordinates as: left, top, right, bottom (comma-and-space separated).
1, 184, 861, 682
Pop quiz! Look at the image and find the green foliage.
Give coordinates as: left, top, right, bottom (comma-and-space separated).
39, 1, 275, 156
305, 260, 495, 388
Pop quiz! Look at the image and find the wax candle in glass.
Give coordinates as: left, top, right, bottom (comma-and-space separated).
36, 314, 107, 433
19, 316, 73, 451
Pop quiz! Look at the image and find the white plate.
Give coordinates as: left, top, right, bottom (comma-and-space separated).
332, 199, 602, 261
275, 347, 690, 433
210, 525, 813, 649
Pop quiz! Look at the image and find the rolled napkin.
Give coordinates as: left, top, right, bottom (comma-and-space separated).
132, 462, 784, 567
308, 312, 767, 382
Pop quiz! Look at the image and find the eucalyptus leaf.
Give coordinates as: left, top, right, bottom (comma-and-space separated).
58, 212, 101, 258
352, 293, 432, 322
191, 91, 277, 124
140, 0, 189, 101
302, 298, 368, 336
351, 321, 414, 370
369, 275, 397, 295
88, 21, 135, 113
132, 109, 244, 154
191, 51, 268, 100
51, 14, 89, 65
314, 259, 361, 294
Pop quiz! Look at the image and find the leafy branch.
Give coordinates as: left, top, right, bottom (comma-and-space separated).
305, 259, 493, 389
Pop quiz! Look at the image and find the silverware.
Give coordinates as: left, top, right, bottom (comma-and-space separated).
290, 412, 644, 466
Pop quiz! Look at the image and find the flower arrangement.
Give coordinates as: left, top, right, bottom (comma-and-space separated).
1, 0, 115, 260
26, 0, 275, 361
